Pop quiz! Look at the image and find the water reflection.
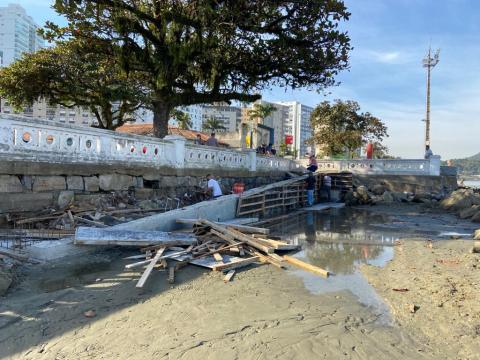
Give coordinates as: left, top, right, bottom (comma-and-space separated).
269, 208, 406, 322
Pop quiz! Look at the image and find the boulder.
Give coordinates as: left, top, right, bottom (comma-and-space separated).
474, 229, 480, 240
344, 190, 358, 206
440, 189, 479, 211
459, 205, 480, 219
371, 184, 386, 196
356, 186, 370, 202
382, 191, 394, 203
66, 176, 84, 191
471, 211, 480, 223
32, 176, 66, 192
392, 192, 408, 202
57, 190, 74, 209
0, 175, 23, 193
413, 191, 431, 203
99, 174, 134, 191
84, 176, 99, 192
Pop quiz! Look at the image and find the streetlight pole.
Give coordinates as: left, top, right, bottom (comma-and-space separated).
422, 47, 440, 147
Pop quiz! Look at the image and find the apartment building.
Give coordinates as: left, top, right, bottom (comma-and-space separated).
0, 3, 44, 67
202, 104, 242, 133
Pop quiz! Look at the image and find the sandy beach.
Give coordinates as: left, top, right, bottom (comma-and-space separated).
0, 203, 479, 359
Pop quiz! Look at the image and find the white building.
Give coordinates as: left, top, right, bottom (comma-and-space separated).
276, 101, 314, 159
202, 104, 242, 133
0, 4, 44, 67
134, 104, 204, 131
0, 98, 99, 126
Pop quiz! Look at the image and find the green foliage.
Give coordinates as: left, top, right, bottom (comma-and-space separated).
170, 109, 192, 130
247, 103, 276, 125
202, 117, 226, 132
447, 154, 480, 175
46, 0, 352, 137
309, 100, 388, 158
0, 40, 144, 129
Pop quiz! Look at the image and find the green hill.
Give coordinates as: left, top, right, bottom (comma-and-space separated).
447, 152, 480, 175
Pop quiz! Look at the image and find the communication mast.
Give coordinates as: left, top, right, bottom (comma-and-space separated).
422, 47, 440, 147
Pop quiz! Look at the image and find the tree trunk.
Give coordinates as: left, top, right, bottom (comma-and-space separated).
153, 100, 171, 138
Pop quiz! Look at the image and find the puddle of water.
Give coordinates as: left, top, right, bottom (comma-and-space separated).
269, 208, 418, 323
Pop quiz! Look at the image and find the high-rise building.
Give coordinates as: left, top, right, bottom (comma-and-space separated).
276, 101, 314, 159
0, 98, 99, 126
242, 100, 290, 150
0, 4, 44, 67
202, 104, 242, 133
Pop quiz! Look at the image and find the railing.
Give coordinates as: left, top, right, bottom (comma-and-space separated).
0, 114, 299, 173
300, 158, 441, 176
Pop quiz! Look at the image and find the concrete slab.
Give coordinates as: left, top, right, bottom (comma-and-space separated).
301, 202, 345, 211
26, 238, 95, 261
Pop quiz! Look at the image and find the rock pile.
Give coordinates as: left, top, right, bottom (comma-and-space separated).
344, 184, 444, 206
440, 188, 480, 222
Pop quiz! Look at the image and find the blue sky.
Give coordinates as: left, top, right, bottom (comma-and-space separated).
4, 0, 480, 159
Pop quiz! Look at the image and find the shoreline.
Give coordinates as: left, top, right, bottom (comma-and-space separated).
0, 202, 478, 359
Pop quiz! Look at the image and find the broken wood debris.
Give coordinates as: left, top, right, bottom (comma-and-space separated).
110, 218, 330, 289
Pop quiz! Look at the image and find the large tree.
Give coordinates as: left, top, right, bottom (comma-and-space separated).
310, 100, 388, 157
45, 0, 351, 137
0, 40, 145, 129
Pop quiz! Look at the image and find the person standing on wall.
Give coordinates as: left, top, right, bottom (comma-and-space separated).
205, 174, 223, 199
424, 145, 433, 159
305, 172, 316, 207
206, 133, 219, 147
307, 155, 318, 172
322, 174, 332, 202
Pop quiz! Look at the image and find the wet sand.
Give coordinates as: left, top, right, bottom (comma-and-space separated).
0, 203, 478, 359
361, 239, 480, 360
1, 251, 429, 360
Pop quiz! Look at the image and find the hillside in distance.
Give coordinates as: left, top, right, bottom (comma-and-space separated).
447, 152, 480, 175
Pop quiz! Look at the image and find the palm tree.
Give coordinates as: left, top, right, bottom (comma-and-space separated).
247, 103, 276, 125
170, 109, 192, 130
202, 116, 227, 132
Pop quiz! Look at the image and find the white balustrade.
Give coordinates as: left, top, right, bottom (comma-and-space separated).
312, 158, 441, 176
0, 114, 299, 173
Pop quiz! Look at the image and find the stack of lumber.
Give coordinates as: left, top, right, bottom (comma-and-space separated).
118, 218, 329, 289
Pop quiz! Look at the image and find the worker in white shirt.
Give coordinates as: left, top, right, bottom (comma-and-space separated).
206, 174, 223, 199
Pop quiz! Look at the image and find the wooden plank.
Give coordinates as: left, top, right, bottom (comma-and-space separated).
223, 270, 235, 282
201, 220, 274, 254
176, 219, 269, 234
213, 253, 224, 262
73, 216, 108, 228
212, 256, 259, 271
167, 266, 175, 284
283, 255, 329, 278
136, 247, 166, 288
75, 227, 196, 247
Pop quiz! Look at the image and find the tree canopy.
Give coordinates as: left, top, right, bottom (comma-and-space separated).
310, 100, 388, 158
247, 103, 277, 125
45, 0, 351, 137
0, 40, 145, 130
203, 117, 226, 132
170, 109, 192, 130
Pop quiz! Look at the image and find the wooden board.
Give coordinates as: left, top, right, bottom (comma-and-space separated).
176, 219, 269, 235
224, 270, 235, 282
212, 256, 259, 272
168, 266, 175, 284
301, 202, 345, 211
75, 227, 196, 246
283, 255, 329, 278
136, 247, 166, 288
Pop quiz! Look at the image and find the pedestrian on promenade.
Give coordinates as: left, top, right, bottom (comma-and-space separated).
206, 133, 219, 147
424, 145, 433, 159
194, 134, 203, 145
305, 172, 316, 206
322, 174, 332, 202
307, 155, 318, 172
205, 174, 223, 199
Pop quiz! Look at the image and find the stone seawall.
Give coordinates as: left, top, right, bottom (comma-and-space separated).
0, 171, 285, 214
